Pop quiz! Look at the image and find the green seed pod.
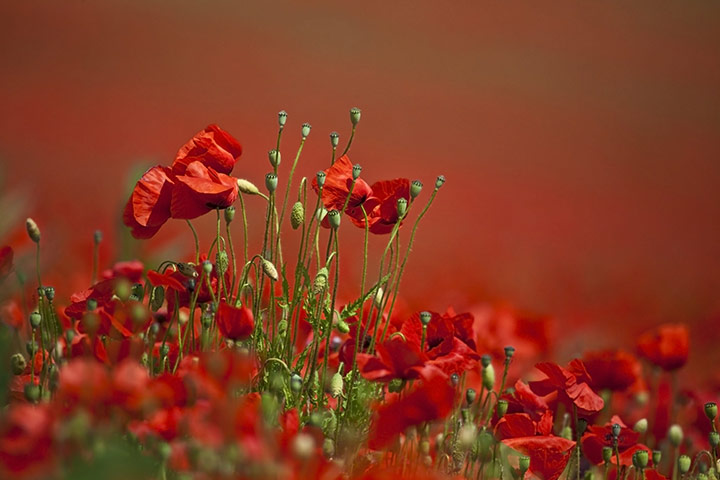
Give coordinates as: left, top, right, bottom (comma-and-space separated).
265, 173, 278, 193
330, 371, 344, 398
29, 311, 41, 329
150, 286, 165, 312
278, 110, 288, 127
706, 402, 718, 421
216, 251, 229, 274
316, 171, 326, 188
202, 260, 213, 275
612, 423, 622, 439
435, 175, 446, 189
678, 455, 691, 474
652, 450, 661, 465
465, 388, 476, 405
24, 383, 40, 403
496, 399, 509, 418
352, 164, 362, 180
482, 363, 495, 390
668, 424, 683, 447
350, 107, 361, 126
301, 122, 311, 138
290, 201, 305, 230
327, 210, 341, 229
410, 180, 423, 199
602, 446, 613, 463
159, 344, 170, 357
131, 283, 144, 301
329, 131, 339, 148
290, 373, 303, 394
268, 149, 281, 168
518, 456, 530, 474
26, 218, 41, 243
261, 258, 278, 281
709, 431, 720, 448
396, 198, 407, 217
11, 353, 27, 375
44, 287, 55, 301
224, 206, 235, 223
419, 311, 432, 326
237, 178, 260, 195
635, 450, 649, 468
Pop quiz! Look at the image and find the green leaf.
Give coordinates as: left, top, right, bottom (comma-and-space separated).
339, 272, 392, 320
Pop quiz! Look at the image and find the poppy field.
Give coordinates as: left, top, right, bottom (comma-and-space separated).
0, 110, 716, 480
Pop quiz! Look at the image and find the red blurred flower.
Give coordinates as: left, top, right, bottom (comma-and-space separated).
0, 404, 55, 479
502, 436, 576, 480
0, 245, 13, 282
216, 301, 254, 341
582, 349, 642, 392
637, 323, 689, 371
529, 359, 604, 416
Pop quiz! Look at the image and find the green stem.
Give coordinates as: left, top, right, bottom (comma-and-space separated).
186, 220, 200, 265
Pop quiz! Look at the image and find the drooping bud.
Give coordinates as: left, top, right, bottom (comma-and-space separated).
26, 218, 41, 243
352, 164, 362, 180
215, 251, 229, 274
261, 258, 279, 281
678, 454, 691, 474
278, 110, 288, 127
11, 353, 26, 375
329, 131, 339, 148
290, 202, 304, 230
316, 171, 326, 188
668, 424, 683, 447
268, 149, 281, 168
224, 206, 235, 223
705, 402, 718, 422
518, 456, 530, 474
373, 287, 384, 308
312, 267, 328, 294
496, 399, 509, 418
237, 179, 260, 195
652, 450, 662, 466
410, 180, 423, 199
435, 175, 446, 189
635, 449, 649, 468
150, 286, 165, 312
602, 446, 613, 463
301, 122, 311, 138
419, 311, 432, 326
29, 311, 41, 329
330, 371, 344, 398
265, 173, 278, 193
633, 418, 648, 434
465, 388, 476, 405
350, 107, 361, 126
327, 209, 341, 229
396, 198, 408, 217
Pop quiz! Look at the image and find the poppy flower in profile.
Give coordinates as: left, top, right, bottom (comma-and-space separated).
171, 124, 243, 175
529, 359, 604, 416
502, 436, 576, 480
0, 246, 13, 282
582, 349, 642, 392
170, 160, 239, 219
216, 302, 254, 341
636, 323, 689, 371
355, 337, 428, 382
123, 165, 175, 239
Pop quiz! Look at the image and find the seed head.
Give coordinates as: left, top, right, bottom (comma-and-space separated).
396, 198, 408, 217
268, 149, 281, 167
224, 206, 235, 223
329, 131, 340, 148
265, 173, 278, 193
301, 122, 311, 138
327, 209, 341, 229
352, 164, 362, 180
410, 180, 423, 199
278, 110, 288, 127
350, 107, 361, 126
435, 175, 446, 189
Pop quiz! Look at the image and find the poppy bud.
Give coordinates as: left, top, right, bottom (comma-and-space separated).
652, 450, 662, 465
24, 383, 40, 403
312, 267, 328, 294
265, 173, 278, 193
450, 373, 460, 387
480, 354, 491, 368
352, 164, 362, 180
633, 418, 648, 434
202, 260, 213, 275
26, 218, 41, 243
611, 423, 622, 439
668, 424, 683, 447
268, 149, 281, 168
45, 286, 55, 301
316, 171, 326, 188
261, 258, 279, 281
216, 251, 229, 274
225, 206, 235, 223
29, 311, 41, 329
11, 353, 26, 375
419, 311, 432, 326
327, 209, 341, 229
435, 175, 446, 189
330, 371, 344, 398
330, 131, 339, 148
302, 122, 311, 138
350, 107, 361, 126
410, 180, 423, 199
373, 287, 384, 308
635, 450, 649, 468
290, 202, 304, 230
150, 286, 165, 312
466, 388, 476, 405
323, 438, 335, 458
706, 402, 718, 421
496, 399, 509, 418
278, 110, 288, 127
237, 179, 260, 195
710, 431, 720, 448
602, 447, 613, 463
336, 319, 350, 334
519, 456, 530, 474
678, 455, 691, 474
290, 373, 303, 394
396, 198, 408, 217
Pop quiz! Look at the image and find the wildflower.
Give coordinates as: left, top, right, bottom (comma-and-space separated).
171, 124, 242, 175
581, 416, 651, 467
582, 349, 642, 392
502, 435, 576, 480
636, 323, 689, 371
529, 359, 604, 416
355, 337, 428, 382
216, 302, 254, 341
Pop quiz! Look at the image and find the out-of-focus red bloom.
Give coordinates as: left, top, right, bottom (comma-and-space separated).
110, 359, 151, 416
216, 301, 254, 341
171, 124, 243, 175
355, 337, 428, 382
123, 165, 175, 239
582, 349, 642, 392
0, 245, 13, 282
582, 416, 651, 467
100, 260, 145, 283
55, 357, 111, 414
170, 160, 239, 219
367, 371, 454, 449
637, 323, 689, 371
0, 300, 24, 330
502, 436, 576, 480
529, 359, 604, 416
0, 404, 55, 479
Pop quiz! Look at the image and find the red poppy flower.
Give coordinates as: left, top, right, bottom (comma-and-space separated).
364, 178, 411, 235
56, 357, 112, 414
0, 245, 13, 282
582, 349, 642, 392
495, 411, 554, 440
123, 165, 175, 239
581, 416, 650, 467
367, 371, 455, 449
172, 124, 243, 175
170, 160, 239, 219
636, 323, 689, 371
355, 337, 428, 382
529, 359, 604, 416
504, 379, 551, 421
502, 436, 576, 480
216, 302, 254, 341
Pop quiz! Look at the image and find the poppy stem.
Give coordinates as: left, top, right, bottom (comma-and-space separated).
275, 137, 306, 258
239, 193, 249, 264
320, 229, 340, 407
342, 124, 357, 156
186, 220, 200, 265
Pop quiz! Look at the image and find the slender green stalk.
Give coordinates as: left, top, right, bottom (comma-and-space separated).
342, 125, 357, 156
186, 220, 200, 265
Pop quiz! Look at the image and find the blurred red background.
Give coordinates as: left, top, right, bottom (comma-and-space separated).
1, 2, 719, 363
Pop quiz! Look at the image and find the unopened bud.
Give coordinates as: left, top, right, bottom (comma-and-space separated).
265, 173, 278, 193
216, 251, 229, 274
312, 267, 328, 294
150, 286, 165, 312
329, 131, 339, 148
316, 171, 326, 188
261, 258, 279, 281
26, 218, 41, 243
396, 198, 407, 217
352, 164, 362, 180
496, 399, 508, 418
327, 209, 341, 229
278, 110, 287, 127
706, 402, 718, 421
268, 149, 281, 168
237, 179, 260, 195
410, 180, 423, 199
29, 311, 41, 329
290, 202, 304, 230
350, 107, 361, 126
519, 456, 531, 474
373, 287, 384, 308
330, 371, 344, 398
668, 424, 683, 447
466, 388, 476, 405
10, 353, 26, 375
224, 206, 235, 223
435, 175, 446, 189
336, 319, 349, 334
633, 418, 648, 434
419, 311, 432, 326
301, 122, 311, 138
678, 454, 691, 474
